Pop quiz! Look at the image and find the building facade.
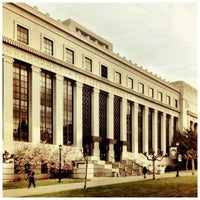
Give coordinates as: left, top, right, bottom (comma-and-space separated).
2, 3, 198, 170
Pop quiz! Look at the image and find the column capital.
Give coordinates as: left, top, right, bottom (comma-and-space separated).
3, 54, 14, 64
55, 74, 64, 81
31, 65, 41, 73
75, 81, 83, 88
121, 97, 127, 103
108, 93, 114, 99
93, 87, 99, 94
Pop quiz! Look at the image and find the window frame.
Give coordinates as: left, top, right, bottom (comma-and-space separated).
115, 71, 121, 84
166, 95, 171, 105
84, 57, 92, 72
174, 99, 178, 108
65, 48, 74, 64
101, 65, 108, 78
16, 24, 29, 45
127, 77, 133, 89
158, 91, 163, 101
149, 87, 154, 98
139, 83, 144, 94
43, 37, 54, 55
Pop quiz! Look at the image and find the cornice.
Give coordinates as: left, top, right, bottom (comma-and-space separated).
6, 2, 180, 93
3, 36, 180, 114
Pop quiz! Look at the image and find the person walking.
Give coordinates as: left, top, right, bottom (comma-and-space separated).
143, 166, 147, 179
28, 170, 36, 188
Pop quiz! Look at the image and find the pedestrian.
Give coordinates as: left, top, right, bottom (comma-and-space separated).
28, 170, 36, 188
143, 166, 147, 179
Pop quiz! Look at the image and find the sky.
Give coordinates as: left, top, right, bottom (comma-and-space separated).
26, 1, 198, 88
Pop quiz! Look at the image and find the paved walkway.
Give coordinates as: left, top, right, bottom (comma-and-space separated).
3, 170, 197, 197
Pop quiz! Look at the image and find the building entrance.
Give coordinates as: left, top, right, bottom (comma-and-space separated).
114, 142, 122, 162
100, 140, 108, 160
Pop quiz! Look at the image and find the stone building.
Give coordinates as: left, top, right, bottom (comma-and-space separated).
2, 3, 198, 178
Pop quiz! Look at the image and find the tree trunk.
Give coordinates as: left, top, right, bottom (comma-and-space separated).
191, 159, 195, 175
185, 159, 188, 170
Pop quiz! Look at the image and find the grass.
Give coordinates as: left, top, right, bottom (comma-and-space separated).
28, 176, 197, 197
3, 178, 85, 190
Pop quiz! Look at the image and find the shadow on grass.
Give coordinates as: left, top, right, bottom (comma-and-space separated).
29, 176, 197, 197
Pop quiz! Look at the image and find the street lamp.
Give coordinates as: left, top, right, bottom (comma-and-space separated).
58, 144, 62, 183
143, 149, 168, 180
176, 142, 179, 177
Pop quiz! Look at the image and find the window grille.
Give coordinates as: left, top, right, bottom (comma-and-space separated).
17, 25, 28, 44
138, 104, 143, 153
148, 108, 153, 152
40, 70, 54, 144
82, 85, 92, 155
63, 79, 74, 145
99, 91, 107, 160
65, 48, 74, 64
13, 60, 29, 142
43, 37, 53, 55
127, 101, 132, 152
114, 96, 121, 161
157, 112, 162, 150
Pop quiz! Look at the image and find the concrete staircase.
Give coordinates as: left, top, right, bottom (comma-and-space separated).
89, 158, 144, 177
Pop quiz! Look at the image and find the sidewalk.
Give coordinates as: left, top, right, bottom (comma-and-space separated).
3, 170, 197, 197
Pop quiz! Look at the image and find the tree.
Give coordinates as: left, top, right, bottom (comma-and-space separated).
171, 129, 197, 174
12, 143, 83, 178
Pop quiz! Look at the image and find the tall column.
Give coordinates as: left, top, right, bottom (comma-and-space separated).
74, 82, 83, 149
30, 65, 41, 144
169, 115, 174, 146
107, 93, 114, 162
161, 112, 166, 153
3, 55, 14, 152
92, 88, 100, 158
143, 106, 149, 153
152, 109, 158, 152
132, 102, 138, 153
121, 98, 127, 159
53, 74, 63, 145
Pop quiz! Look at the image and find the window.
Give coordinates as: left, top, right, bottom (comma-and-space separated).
43, 37, 53, 55
174, 99, 178, 108
138, 105, 143, 153
115, 72, 121, 84
99, 91, 108, 160
127, 101, 132, 152
82, 85, 92, 156
65, 48, 74, 64
85, 57, 92, 72
139, 83, 144, 94
128, 78, 133, 89
13, 60, 29, 142
158, 92, 162, 101
101, 65, 107, 78
166, 96, 171, 105
40, 70, 54, 144
148, 109, 153, 152
63, 79, 74, 145
149, 87, 154, 98
114, 96, 121, 161
17, 25, 28, 44
157, 112, 162, 150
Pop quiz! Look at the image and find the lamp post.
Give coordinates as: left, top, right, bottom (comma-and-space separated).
144, 149, 168, 180
58, 144, 62, 183
176, 142, 179, 177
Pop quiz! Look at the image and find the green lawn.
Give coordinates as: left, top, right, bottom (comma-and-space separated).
3, 178, 85, 190
29, 176, 197, 197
